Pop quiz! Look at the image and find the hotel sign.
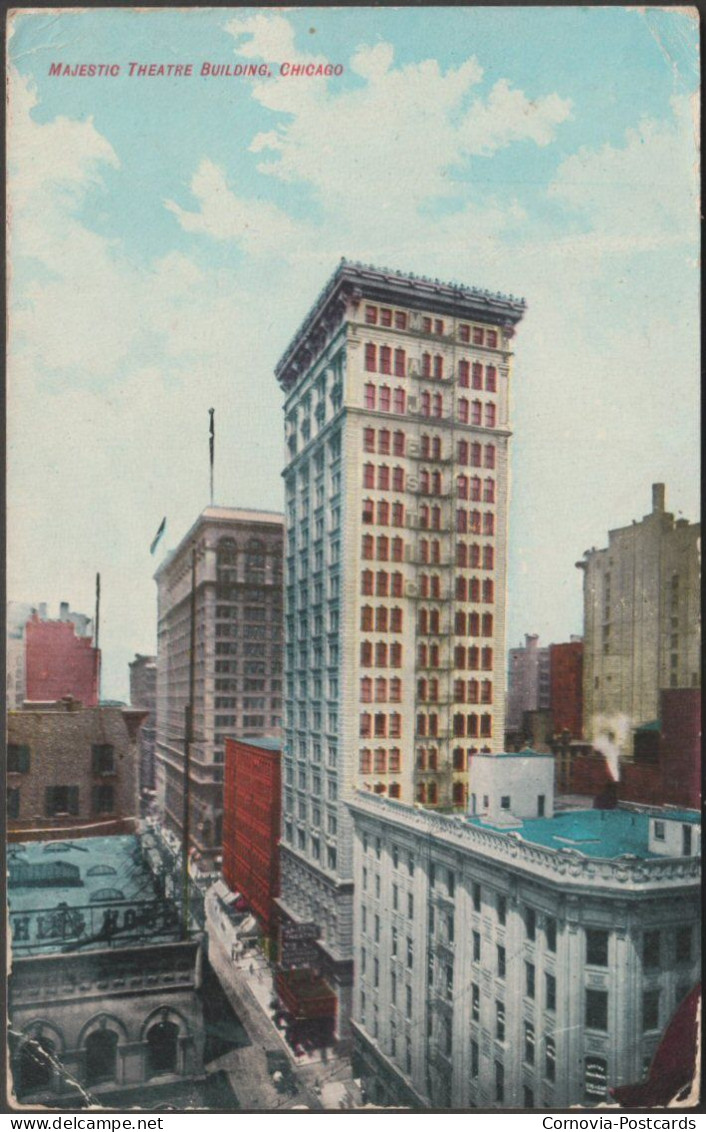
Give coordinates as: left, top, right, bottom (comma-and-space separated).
280, 921, 320, 968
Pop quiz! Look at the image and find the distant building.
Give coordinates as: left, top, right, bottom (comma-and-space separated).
349, 758, 701, 1109
222, 737, 281, 939
154, 507, 284, 861
549, 638, 583, 738
619, 688, 700, 811
7, 699, 143, 841
6, 601, 95, 709
129, 653, 157, 801
506, 635, 550, 733
8, 834, 204, 1107
25, 613, 100, 707
577, 484, 700, 756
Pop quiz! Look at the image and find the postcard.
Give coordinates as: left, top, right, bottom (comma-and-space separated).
5, 5, 700, 1117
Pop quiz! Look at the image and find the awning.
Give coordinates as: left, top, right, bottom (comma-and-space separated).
275, 969, 336, 1021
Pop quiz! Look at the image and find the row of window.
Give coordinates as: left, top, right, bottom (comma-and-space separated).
7, 785, 116, 819
458, 360, 497, 390
362, 499, 405, 527
459, 399, 497, 428
361, 534, 405, 563
360, 605, 404, 632
363, 383, 407, 413
360, 713, 402, 739
457, 511, 495, 535
8, 744, 115, 776
363, 427, 406, 455
363, 306, 500, 350
359, 748, 402, 774
360, 641, 403, 668
364, 343, 407, 376
361, 570, 404, 597
458, 440, 497, 468
360, 676, 402, 703
363, 463, 406, 491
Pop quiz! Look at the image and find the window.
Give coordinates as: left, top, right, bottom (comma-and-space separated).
497, 945, 506, 979
407, 937, 414, 968
643, 930, 660, 969
500, 795, 511, 811
393, 430, 405, 456
472, 883, 481, 912
485, 403, 496, 428
363, 462, 375, 488
85, 1029, 118, 1086
93, 785, 115, 814
459, 359, 470, 387
7, 788, 20, 819
675, 926, 692, 964
525, 908, 536, 942
379, 429, 391, 454
526, 961, 535, 1000
394, 348, 406, 377
433, 354, 443, 379
365, 305, 377, 325
380, 345, 391, 374
545, 972, 556, 1011
486, 366, 497, 392
586, 929, 608, 967
585, 989, 608, 1031
45, 786, 79, 816
364, 383, 376, 410
365, 344, 376, 372
380, 386, 391, 413
473, 931, 481, 962
395, 311, 408, 331
7, 745, 30, 773
471, 1040, 479, 1079
546, 917, 557, 953
643, 989, 660, 1032
471, 400, 482, 426
495, 1059, 505, 1103
471, 982, 480, 1021
146, 1020, 179, 1078
497, 894, 507, 925
487, 330, 498, 348
363, 427, 375, 452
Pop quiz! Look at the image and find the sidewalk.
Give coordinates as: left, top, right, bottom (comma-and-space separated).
205, 889, 364, 1110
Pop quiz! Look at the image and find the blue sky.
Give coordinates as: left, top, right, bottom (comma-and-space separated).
7, 7, 699, 700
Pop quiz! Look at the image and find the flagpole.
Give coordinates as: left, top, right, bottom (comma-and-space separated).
209, 408, 215, 506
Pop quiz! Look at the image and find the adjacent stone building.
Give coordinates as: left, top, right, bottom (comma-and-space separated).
154, 506, 284, 861
7, 699, 143, 842
276, 260, 525, 1036
506, 635, 550, 733
25, 613, 100, 707
577, 484, 700, 756
8, 834, 204, 1108
349, 758, 700, 1109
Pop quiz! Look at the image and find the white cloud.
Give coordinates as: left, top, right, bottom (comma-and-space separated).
549, 95, 698, 248
164, 158, 307, 256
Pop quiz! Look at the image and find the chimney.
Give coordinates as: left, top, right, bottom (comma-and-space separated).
652, 483, 666, 514
60, 601, 69, 619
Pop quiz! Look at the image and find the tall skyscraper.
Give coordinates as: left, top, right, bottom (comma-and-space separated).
276, 260, 525, 1033
154, 506, 284, 861
577, 484, 700, 756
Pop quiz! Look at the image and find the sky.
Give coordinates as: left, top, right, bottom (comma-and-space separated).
7, 7, 700, 702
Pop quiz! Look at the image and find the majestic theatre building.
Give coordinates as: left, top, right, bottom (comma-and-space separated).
275, 260, 525, 1035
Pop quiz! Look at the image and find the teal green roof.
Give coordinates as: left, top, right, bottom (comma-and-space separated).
467, 808, 698, 860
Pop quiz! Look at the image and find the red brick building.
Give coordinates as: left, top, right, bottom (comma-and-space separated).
619, 688, 700, 810
223, 737, 281, 935
549, 638, 583, 738
25, 615, 100, 707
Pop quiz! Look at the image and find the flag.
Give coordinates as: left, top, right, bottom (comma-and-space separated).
209, 408, 215, 505
150, 516, 167, 555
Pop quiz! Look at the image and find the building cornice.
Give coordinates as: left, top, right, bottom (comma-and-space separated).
348, 793, 700, 896
276, 259, 526, 395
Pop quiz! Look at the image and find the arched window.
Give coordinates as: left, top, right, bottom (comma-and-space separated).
433, 436, 442, 459
468, 646, 480, 670
420, 469, 430, 494
362, 534, 374, 560
375, 677, 387, 702
14, 1033, 56, 1097
417, 782, 427, 803
362, 499, 374, 524
484, 478, 495, 503
377, 500, 389, 525
454, 646, 466, 669
377, 535, 389, 561
454, 611, 466, 636
467, 714, 479, 738
375, 642, 388, 667
389, 713, 401, 739
470, 577, 480, 602
452, 782, 465, 805
360, 749, 372, 774
360, 713, 372, 737
392, 503, 404, 527
375, 606, 388, 632
468, 679, 479, 704
360, 606, 373, 631
455, 576, 467, 601
360, 677, 372, 703
146, 1021, 179, 1078
85, 1029, 118, 1086
360, 641, 373, 665
363, 463, 375, 488
391, 536, 404, 562
361, 570, 373, 595
417, 677, 428, 701
376, 571, 389, 596
374, 713, 387, 737
417, 714, 427, 737
469, 612, 480, 636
